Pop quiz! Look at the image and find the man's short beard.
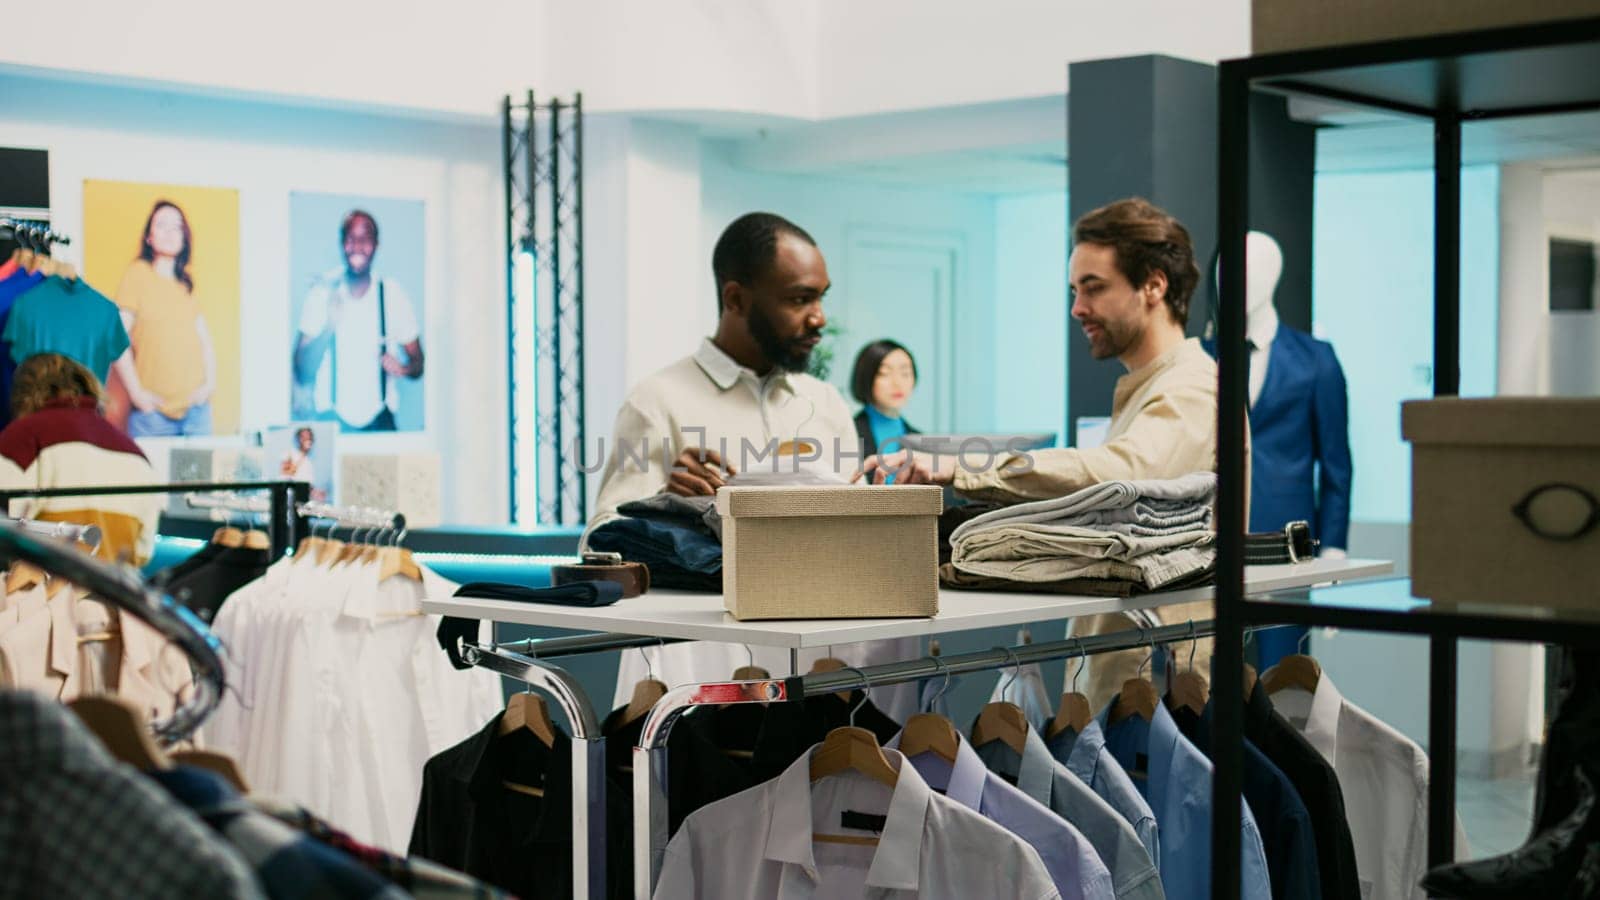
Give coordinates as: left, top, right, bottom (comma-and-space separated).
1085, 316, 1141, 360
749, 303, 816, 373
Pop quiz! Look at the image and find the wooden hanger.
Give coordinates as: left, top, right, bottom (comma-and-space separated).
899, 712, 960, 764
809, 723, 898, 846
1169, 671, 1210, 716
171, 749, 250, 793
296, 534, 325, 560
241, 529, 271, 551
498, 690, 557, 747
621, 677, 667, 727
810, 654, 853, 701
1168, 625, 1210, 715
69, 695, 173, 771
378, 547, 423, 583
1110, 635, 1162, 725
810, 724, 898, 788
211, 526, 245, 548
5, 561, 46, 594
1244, 663, 1259, 698
732, 664, 771, 680
971, 702, 1029, 755
1049, 692, 1092, 738
316, 538, 346, 566
1262, 654, 1322, 696
1109, 677, 1160, 725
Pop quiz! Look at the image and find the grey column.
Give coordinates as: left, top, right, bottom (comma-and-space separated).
1065, 56, 1315, 442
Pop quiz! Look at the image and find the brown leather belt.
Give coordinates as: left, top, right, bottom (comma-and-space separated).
551, 552, 651, 598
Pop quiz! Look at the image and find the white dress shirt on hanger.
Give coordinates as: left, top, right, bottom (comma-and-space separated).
1271, 672, 1468, 900
654, 745, 1060, 900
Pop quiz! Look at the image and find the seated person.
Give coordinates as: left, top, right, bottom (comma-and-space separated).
585, 212, 919, 718
0, 353, 162, 564
850, 339, 920, 458
862, 197, 1235, 711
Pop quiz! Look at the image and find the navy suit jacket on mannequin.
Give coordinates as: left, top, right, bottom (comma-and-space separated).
1243, 327, 1353, 550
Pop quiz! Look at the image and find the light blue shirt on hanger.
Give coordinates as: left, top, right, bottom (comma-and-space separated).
975, 725, 1165, 900
1099, 702, 1273, 900
890, 730, 1116, 900
1048, 718, 1162, 869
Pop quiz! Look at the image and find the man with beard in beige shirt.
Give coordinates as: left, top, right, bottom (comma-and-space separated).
862, 197, 1232, 711
586, 212, 922, 718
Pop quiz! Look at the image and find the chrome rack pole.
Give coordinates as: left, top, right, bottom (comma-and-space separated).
2, 517, 104, 549
631, 617, 1250, 899
494, 633, 690, 659
460, 640, 606, 900
0, 522, 224, 743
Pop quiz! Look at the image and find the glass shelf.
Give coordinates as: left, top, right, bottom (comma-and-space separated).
1243, 576, 1600, 645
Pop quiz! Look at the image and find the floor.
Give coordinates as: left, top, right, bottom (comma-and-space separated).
1457, 773, 1537, 858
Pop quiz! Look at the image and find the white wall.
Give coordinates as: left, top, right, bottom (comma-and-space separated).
698, 143, 1000, 431
993, 191, 1068, 438
582, 117, 713, 518
1, 71, 509, 525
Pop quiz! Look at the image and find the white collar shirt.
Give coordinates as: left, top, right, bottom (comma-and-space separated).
1271, 674, 1469, 900
654, 744, 1060, 900
1247, 314, 1279, 409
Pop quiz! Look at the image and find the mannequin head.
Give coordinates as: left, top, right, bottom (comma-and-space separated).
1245, 231, 1284, 318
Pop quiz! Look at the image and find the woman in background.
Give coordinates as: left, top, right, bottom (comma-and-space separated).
110, 199, 216, 438
0, 354, 161, 564
851, 339, 920, 457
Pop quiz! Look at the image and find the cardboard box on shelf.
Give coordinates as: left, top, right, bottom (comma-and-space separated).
716, 484, 942, 621
1403, 397, 1600, 610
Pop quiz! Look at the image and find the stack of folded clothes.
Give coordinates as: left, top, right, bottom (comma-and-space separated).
587, 472, 847, 593
941, 471, 1217, 595
587, 494, 723, 591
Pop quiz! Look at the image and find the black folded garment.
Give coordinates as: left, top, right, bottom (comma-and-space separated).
587, 516, 723, 593
434, 581, 625, 670
454, 580, 624, 607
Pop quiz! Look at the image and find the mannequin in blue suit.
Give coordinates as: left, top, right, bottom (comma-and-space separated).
1215, 233, 1354, 668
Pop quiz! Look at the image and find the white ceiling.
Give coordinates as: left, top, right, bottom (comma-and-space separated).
1314, 109, 1600, 173
708, 93, 1600, 193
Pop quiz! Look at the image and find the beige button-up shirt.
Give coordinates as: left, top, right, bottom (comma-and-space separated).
955, 337, 1224, 503
587, 338, 861, 535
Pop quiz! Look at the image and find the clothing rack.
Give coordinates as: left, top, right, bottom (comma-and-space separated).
454, 636, 618, 900
0, 518, 224, 743
184, 493, 406, 534
629, 616, 1250, 898
0, 480, 311, 559
0, 216, 70, 251
2, 516, 104, 550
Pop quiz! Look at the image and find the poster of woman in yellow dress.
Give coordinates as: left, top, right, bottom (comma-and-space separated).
82, 180, 240, 436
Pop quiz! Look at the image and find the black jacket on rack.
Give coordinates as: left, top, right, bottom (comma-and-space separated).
1172, 701, 1324, 900
409, 712, 632, 900
156, 545, 272, 622
1244, 680, 1363, 900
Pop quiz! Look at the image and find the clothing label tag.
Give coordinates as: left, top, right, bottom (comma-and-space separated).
841, 810, 887, 833
689, 681, 787, 705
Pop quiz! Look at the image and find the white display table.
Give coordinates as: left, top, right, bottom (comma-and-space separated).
422, 556, 1393, 647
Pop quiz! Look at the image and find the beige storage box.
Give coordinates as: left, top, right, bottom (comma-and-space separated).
716, 485, 942, 621
1254, 0, 1600, 54
1403, 398, 1600, 609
